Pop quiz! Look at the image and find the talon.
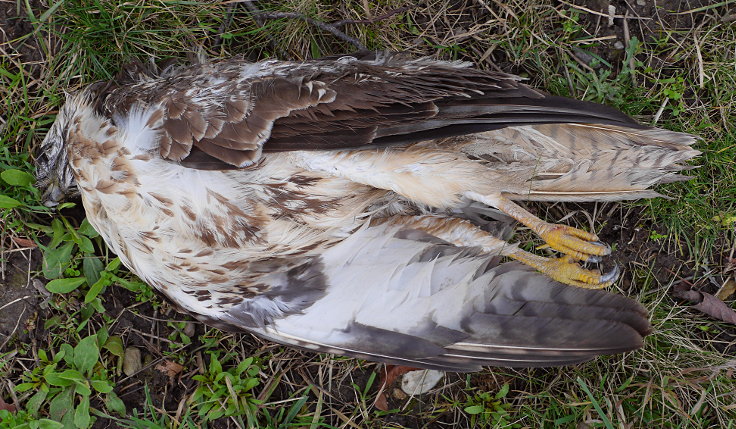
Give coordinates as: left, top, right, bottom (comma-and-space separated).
512, 253, 616, 289
539, 224, 610, 261
600, 263, 620, 283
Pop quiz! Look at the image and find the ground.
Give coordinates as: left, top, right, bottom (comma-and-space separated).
1, 0, 735, 428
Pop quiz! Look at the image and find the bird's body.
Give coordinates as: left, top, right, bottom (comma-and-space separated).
37, 53, 697, 371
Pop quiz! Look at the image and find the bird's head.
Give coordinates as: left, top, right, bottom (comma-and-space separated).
36, 99, 80, 207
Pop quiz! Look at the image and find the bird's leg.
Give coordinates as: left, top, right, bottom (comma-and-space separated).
378, 216, 618, 289
465, 192, 611, 262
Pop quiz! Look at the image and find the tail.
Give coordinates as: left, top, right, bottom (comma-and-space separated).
461, 123, 700, 202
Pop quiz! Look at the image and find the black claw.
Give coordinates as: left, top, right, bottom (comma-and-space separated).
600, 263, 620, 283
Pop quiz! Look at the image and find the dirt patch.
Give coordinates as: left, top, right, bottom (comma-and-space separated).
0, 0, 45, 73
0, 248, 41, 348
569, 0, 723, 71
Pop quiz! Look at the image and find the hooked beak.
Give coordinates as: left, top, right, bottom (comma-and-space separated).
40, 179, 66, 207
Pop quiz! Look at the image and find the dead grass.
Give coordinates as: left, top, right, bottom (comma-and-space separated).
1, 0, 735, 428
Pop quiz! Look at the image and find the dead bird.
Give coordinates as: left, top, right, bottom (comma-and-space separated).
36, 53, 697, 371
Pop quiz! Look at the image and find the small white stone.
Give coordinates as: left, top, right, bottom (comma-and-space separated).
400, 369, 444, 396
614, 41, 625, 50
123, 347, 142, 376
608, 5, 616, 27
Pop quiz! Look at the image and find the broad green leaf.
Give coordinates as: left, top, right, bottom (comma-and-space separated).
48, 386, 74, 420
103, 336, 124, 358
495, 383, 510, 399
61, 409, 75, 428
82, 256, 103, 286
86, 297, 105, 314
37, 420, 64, 429
85, 277, 106, 303
74, 236, 94, 254
105, 257, 121, 272
91, 379, 113, 393
105, 391, 126, 415
57, 369, 85, 383
1, 169, 34, 187
49, 218, 65, 248
27, 389, 48, 416
464, 405, 484, 415
15, 382, 36, 392
78, 219, 99, 238
42, 242, 75, 279
0, 194, 21, 208
74, 395, 91, 428
45, 372, 75, 387
243, 378, 259, 391
74, 381, 91, 396
46, 277, 86, 294
60, 344, 74, 365
97, 326, 109, 346
74, 335, 99, 374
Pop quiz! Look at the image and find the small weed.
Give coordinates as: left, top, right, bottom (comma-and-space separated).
190, 353, 262, 424
14, 334, 125, 428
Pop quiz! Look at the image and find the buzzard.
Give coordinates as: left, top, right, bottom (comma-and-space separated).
36, 53, 697, 371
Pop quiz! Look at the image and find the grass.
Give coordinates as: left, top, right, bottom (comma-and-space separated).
1, 0, 735, 427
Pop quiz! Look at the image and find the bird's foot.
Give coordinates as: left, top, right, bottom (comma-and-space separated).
512, 254, 619, 289
537, 224, 610, 262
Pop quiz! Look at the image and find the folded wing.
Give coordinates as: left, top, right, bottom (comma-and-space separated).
211, 222, 650, 372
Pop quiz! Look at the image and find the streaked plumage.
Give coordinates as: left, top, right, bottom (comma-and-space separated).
36, 53, 698, 371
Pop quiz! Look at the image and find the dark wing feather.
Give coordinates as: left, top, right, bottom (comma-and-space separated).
94, 54, 647, 169
207, 224, 650, 372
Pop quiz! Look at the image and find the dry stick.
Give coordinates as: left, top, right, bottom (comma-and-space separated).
559, 0, 651, 20
252, 11, 366, 50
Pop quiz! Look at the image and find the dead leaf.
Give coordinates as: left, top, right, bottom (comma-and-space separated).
11, 237, 36, 248
373, 364, 420, 411
0, 397, 16, 412
156, 360, 184, 380
717, 278, 736, 301
674, 285, 736, 325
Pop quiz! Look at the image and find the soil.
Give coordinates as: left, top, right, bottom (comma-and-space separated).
0, 248, 41, 348
0, 0, 46, 76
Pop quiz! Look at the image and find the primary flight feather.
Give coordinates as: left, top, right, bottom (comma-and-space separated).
36, 53, 696, 371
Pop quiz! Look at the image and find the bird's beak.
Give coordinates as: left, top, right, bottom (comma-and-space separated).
40, 179, 66, 207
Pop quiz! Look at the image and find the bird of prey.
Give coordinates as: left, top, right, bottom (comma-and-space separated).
36, 53, 697, 371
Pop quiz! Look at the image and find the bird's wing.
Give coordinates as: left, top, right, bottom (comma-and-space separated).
204, 222, 650, 372
97, 53, 648, 169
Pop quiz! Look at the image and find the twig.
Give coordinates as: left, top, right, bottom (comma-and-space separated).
693, 32, 705, 89
652, 97, 669, 124
673, 1, 734, 15
558, 1, 651, 20
252, 11, 366, 50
